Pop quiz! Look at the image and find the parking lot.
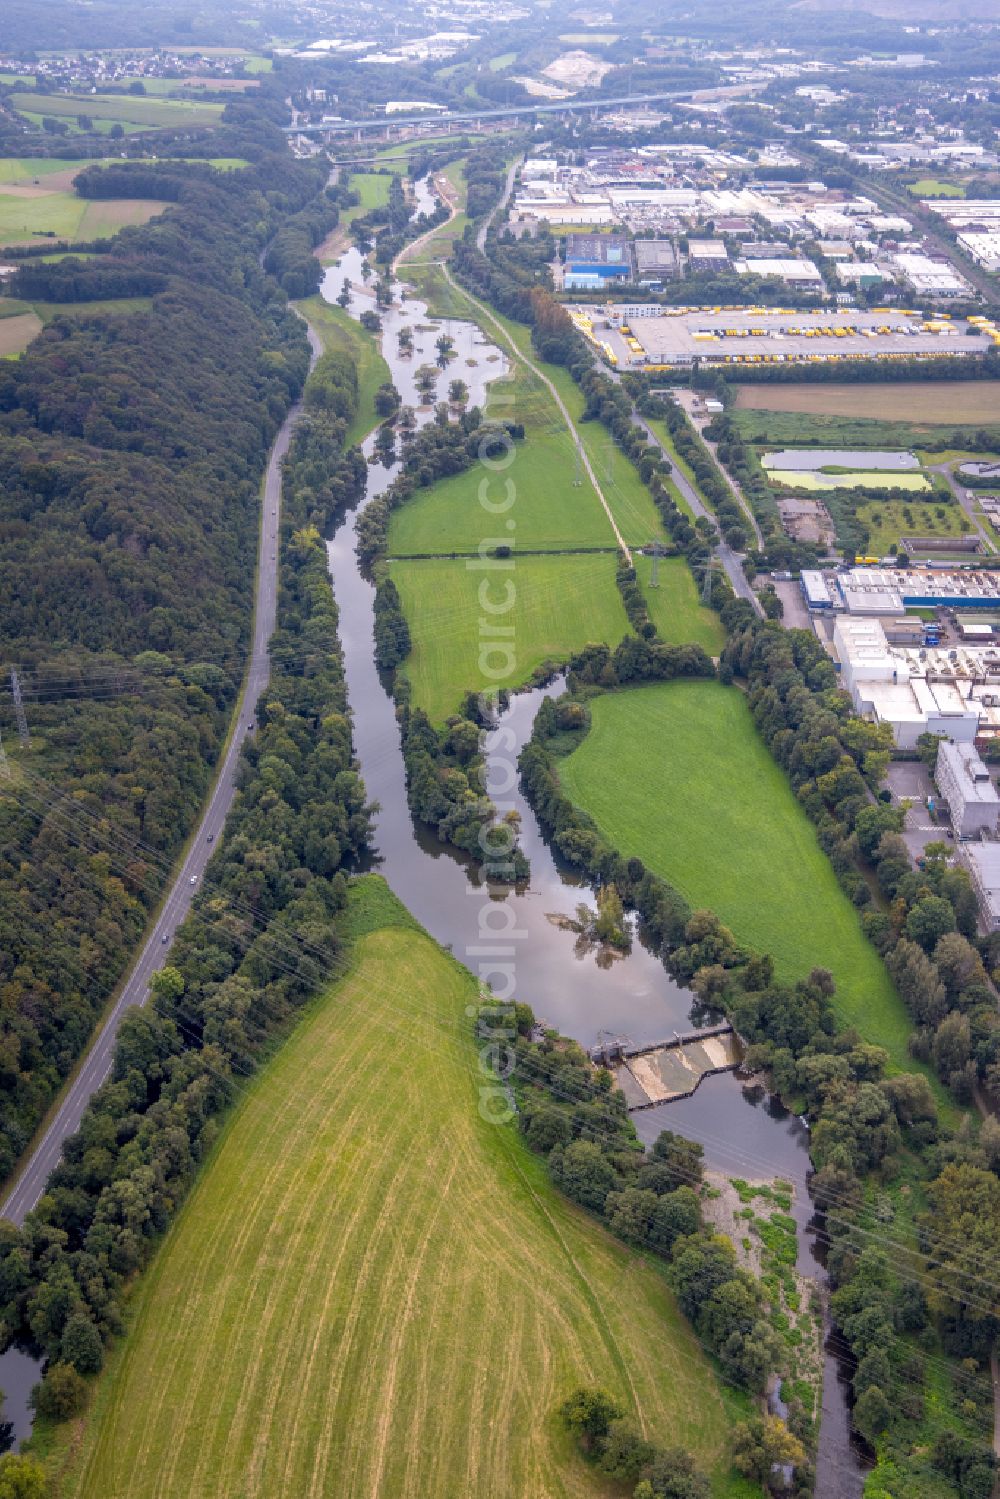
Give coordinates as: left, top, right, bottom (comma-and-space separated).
885, 760, 953, 861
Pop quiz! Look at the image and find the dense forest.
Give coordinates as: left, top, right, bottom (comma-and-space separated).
0, 143, 328, 1185
0, 319, 370, 1408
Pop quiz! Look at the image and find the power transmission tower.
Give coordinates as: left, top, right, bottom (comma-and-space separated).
604, 441, 614, 485
10, 669, 29, 748
649, 538, 665, 587
702, 554, 716, 605
573, 440, 583, 488
0, 727, 8, 780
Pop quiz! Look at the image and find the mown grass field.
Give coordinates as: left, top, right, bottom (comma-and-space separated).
908, 178, 965, 197
390, 553, 632, 721
733, 381, 1000, 427
298, 294, 391, 447
0, 187, 167, 245
59, 880, 744, 1499
387, 356, 624, 555
634, 555, 726, 654
490, 311, 667, 547
559, 681, 917, 1072
9, 91, 224, 128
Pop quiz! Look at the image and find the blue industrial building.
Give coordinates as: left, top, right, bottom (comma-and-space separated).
564, 233, 633, 283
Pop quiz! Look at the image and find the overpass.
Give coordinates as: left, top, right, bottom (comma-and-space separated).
287, 90, 687, 137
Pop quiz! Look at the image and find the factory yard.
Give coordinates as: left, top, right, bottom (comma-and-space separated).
572, 305, 990, 370
734, 380, 1000, 424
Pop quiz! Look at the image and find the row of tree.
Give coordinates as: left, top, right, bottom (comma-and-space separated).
0, 300, 372, 1419
0, 147, 337, 1188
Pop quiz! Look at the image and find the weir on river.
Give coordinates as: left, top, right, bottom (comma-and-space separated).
0, 180, 868, 1493
317, 180, 870, 1498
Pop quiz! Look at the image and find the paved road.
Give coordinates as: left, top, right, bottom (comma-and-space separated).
927, 459, 997, 556
289, 90, 688, 137
476, 156, 520, 254
0, 327, 321, 1228
634, 413, 762, 614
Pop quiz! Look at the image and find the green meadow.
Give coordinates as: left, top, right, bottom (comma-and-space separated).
58, 881, 744, 1499
559, 680, 917, 1072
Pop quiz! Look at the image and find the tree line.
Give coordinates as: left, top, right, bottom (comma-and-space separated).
0, 143, 328, 1210
0, 312, 371, 1426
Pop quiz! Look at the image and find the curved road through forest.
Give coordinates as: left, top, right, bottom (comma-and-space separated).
0, 326, 322, 1228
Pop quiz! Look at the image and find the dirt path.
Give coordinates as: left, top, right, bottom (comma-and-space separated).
439, 261, 632, 563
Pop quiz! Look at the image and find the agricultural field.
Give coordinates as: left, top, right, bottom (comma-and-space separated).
489, 51, 518, 70
0, 156, 98, 182
0, 177, 168, 245
486, 310, 667, 546
9, 91, 225, 129
389, 552, 632, 721
733, 381, 1000, 427
298, 295, 391, 447
857, 499, 971, 553
0, 310, 42, 357
634, 555, 726, 654
387, 357, 627, 555
559, 681, 917, 1073
58, 881, 743, 1499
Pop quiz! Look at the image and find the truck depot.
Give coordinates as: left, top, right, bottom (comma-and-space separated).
568, 304, 991, 369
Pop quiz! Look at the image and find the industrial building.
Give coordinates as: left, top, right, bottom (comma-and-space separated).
563, 234, 632, 283
734, 257, 824, 286
935, 740, 1000, 838
960, 842, 1000, 931
833, 616, 982, 749
840, 568, 1000, 612
633, 239, 677, 285
957, 232, 1000, 273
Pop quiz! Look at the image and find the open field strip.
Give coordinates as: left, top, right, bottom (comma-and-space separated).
0, 156, 99, 182
298, 295, 391, 447
59, 883, 743, 1499
0, 311, 42, 356
390, 553, 632, 722
387, 357, 624, 555
0, 188, 167, 244
489, 308, 666, 547
559, 681, 918, 1074
634, 555, 726, 654
734, 381, 1000, 425
9, 91, 224, 128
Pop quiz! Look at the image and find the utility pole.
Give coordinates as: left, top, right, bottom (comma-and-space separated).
10, 669, 29, 748
702, 554, 716, 605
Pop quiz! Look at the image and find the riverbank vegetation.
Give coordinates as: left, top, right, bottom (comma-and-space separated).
52, 880, 746, 1499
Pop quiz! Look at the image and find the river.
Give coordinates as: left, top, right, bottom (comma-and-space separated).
318, 180, 869, 1496
0, 181, 866, 1489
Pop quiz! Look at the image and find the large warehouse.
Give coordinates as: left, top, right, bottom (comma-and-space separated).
573, 305, 987, 368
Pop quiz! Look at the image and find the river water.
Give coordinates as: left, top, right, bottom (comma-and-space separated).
318, 184, 869, 1496
0, 182, 865, 1487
